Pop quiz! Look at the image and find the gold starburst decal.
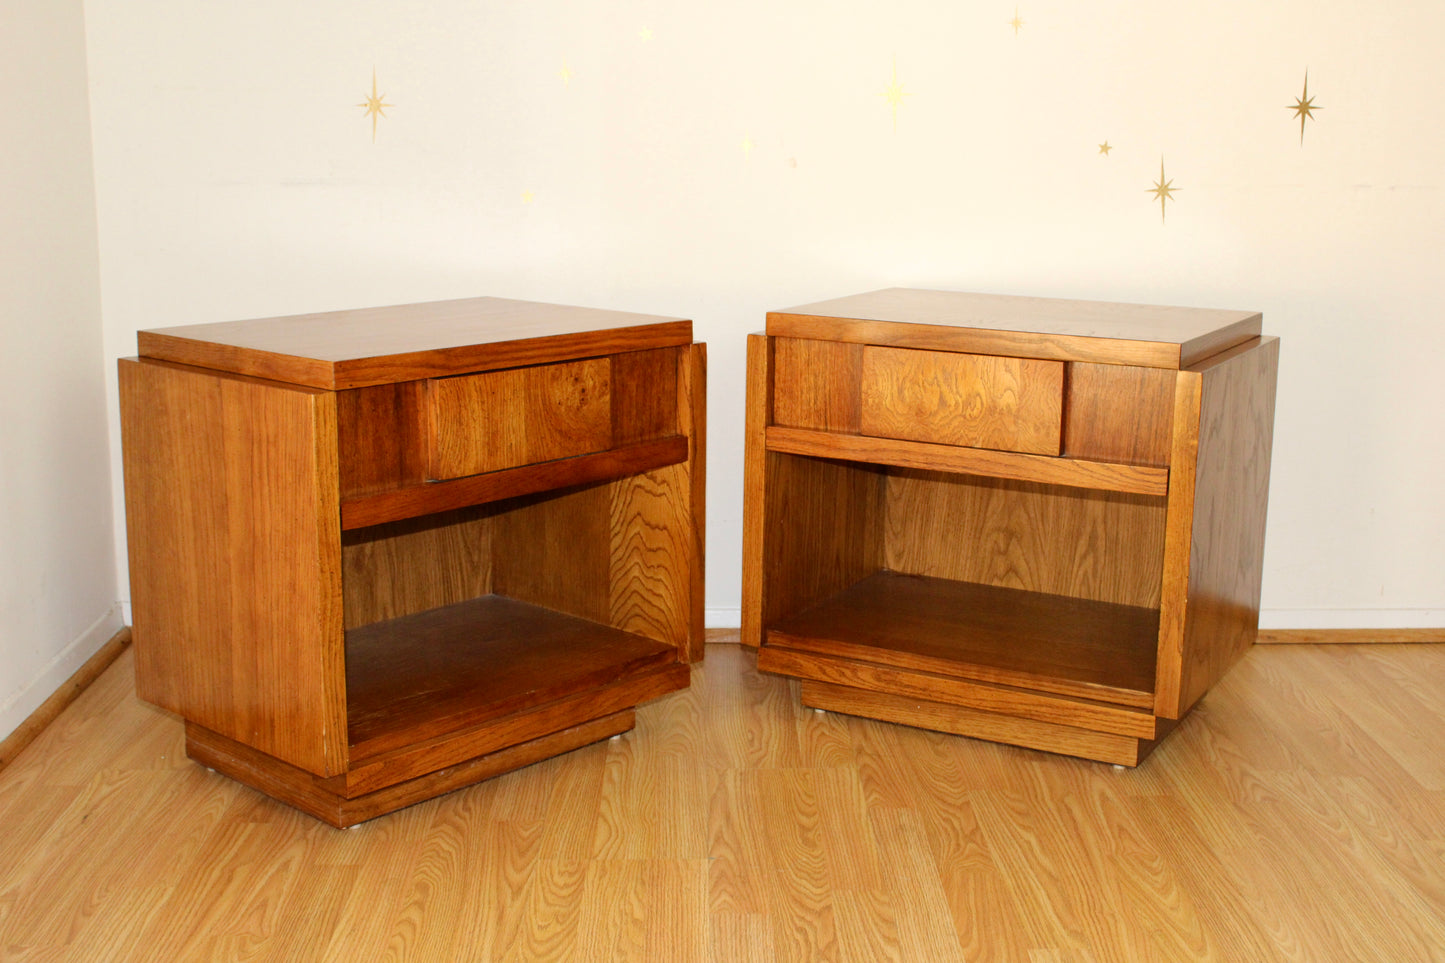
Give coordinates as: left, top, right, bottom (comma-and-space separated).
639, 27, 653, 41
1147, 158, 1179, 224
559, 62, 573, 87
1009, 8, 1025, 34
357, 69, 392, 143
1288, 72, 1321, 145
741, 135, 755, 159
521, 190, 535, 204
1098, 141, 1112, 156
879, 57, 911, 132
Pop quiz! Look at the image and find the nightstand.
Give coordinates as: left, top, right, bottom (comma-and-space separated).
120, 296, 705, 825
743, 289, 1277, 765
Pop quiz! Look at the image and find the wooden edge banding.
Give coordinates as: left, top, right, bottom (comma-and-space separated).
0, 627, 132, 773
799, 680, 1145, 767
1154, 371, 1202, 717
1257, 628, 1445, 644
187, 712, 634, 827
765, 426, 1169, 497
137, 332, 337, 387
684, 343, 708, 661
759, 645, 1156, 739
740, 334, 773, 648
764, 313, 1185, 368
1178, 315, 1264, 368
341, 435, 689, 530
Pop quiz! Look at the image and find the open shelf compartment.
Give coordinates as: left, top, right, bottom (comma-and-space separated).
764, 571, 1158, 709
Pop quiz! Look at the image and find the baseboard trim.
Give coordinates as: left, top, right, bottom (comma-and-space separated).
1257, 628, 1445, 644
0, 625, 132, 773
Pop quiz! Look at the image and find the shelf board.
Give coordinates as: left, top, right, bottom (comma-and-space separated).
766, 426, 1168, 496
764, 571, 1158, 709
341, 435, 689, 530
346, 595, 677, 760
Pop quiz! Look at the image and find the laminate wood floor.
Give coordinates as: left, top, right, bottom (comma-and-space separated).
2, 639, 1443, 961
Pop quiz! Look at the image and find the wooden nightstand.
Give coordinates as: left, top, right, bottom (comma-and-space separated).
742, 289, 1277, 765
120, 297, 705, 825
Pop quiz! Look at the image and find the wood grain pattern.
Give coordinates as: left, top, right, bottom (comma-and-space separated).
765, 572, 1158, 707
740, 334, 773, 648
771, 338, 863, 432
768, 289, 1262, 368
883, 470, 1168, 609
1170, 337, 1280, 717
767, 425, 1169, 496
138, 296, 693, 389
611, 346, 680, 445
800, 681, 1147, 767
491, 484, 613, 626
860, 346, 1063, 455
186, 713, 634, 828
1064, 362, 1176, 466
336, 380, 426, 498
427, 357, 613, 479
340, 509, 492, 630
340, 434, 687, 530
757, 646, 1157, 740
119, 357, 346, 777
5, 642, 1445, 959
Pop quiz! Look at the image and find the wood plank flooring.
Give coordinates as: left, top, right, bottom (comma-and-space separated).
2, 639, 1443, 961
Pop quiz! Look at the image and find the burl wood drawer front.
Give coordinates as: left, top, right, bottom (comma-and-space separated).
859, 346, 1064, 455
427, 357, 612, 479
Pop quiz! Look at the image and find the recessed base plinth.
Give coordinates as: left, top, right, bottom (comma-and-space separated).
187, 713, 634, 828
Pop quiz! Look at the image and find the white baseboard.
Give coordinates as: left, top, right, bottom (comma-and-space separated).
706, 607, 742, 629
706, 605, 1442, 632
1258, 608, 1445, 630
0, 603, 126, 742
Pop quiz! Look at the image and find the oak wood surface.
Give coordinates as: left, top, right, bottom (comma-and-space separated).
427, 357, 614, 479
771, 337, 864, 432
757, 646, 1158, 746
5, 641, 1445, 960
187, 714, 634, 828
344, 595, 674, 760
766, 425, 1170, 496
768, 289, 1261, 368
340, 508, 493, 630
860, 346, 1064, 455
1063, 362, 1176, 466
1170, 337, 1280, 717
336, 380, 427, 498
800, 681, 1148, 766
119, 357, 347, 777
137, 296, 693, 389
764, 571, 1158, 708
740, 334, 773, 647
882, 470, 1167, 609
340, 434, 687, 530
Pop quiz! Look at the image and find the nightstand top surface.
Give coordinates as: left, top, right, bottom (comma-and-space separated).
768, 288, 1261, 368
136, 296, 693, 389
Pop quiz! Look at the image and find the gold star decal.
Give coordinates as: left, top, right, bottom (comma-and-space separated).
1009, 8, 1024, 34
741, 135, 755, 159
521, 190, 535, 204
1287, 72, 1321, 145
639, 27, 653, 41
559, 62, 573, 87
1098, 141, 1112, 156
1147, 158, 1179, 224
879, 57, 911, 132
357, 69, 393, 142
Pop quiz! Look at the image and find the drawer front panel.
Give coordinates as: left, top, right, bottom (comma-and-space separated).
860, 346, 1063, 455
427, 357, 612, 479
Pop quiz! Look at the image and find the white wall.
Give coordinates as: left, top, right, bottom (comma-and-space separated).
84, 0, 1445, 630
0, 0, 121, 741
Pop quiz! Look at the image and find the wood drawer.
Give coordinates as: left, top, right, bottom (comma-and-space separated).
426, 357, 613, 479
859, 345, 1063, 455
